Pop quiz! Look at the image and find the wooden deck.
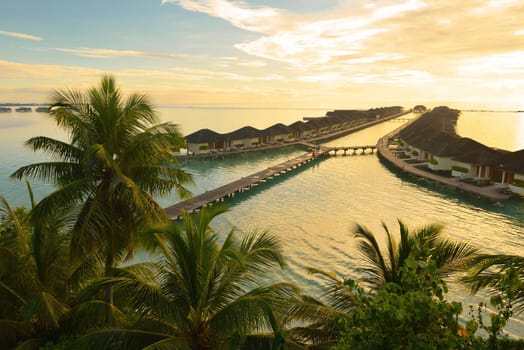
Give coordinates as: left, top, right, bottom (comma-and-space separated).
376, 131, 511, 202
165, 146, 332, 219
166, 141, 382, 219
327, 145, 376, 155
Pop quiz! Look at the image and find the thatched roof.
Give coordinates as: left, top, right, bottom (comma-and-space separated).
288, 120, 312, 131
226, 126, 261, 139
186, 128, 224, 143
499, 149, 524, 173
262, 123, 291, 136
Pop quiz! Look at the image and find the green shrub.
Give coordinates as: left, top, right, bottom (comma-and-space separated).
412, 150, 419, 156
429, 158, 438, 165
333, 257, 466, 350
452, 165, 469, 173
512, 178, 524, 188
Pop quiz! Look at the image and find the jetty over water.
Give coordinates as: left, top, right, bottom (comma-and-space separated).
165, 143, 374, 219
166, 146, 329, 218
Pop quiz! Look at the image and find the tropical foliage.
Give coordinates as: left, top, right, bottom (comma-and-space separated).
2, 77, 523, 349
333, 257, 467, 350
353, 220, 477, 290
464, 253, 524, 314
287, 220, 479, 349
0, 184, 102, 349
286, 268, 355, 349
10, 75, 193, 309
71, 206, 303, 350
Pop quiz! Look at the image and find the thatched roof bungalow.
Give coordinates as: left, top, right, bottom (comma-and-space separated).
185, 128, 225, 154
498, 150, 524, 195
288, 120, 315, 139
262, 123, 293, 144
226, 126, 262, 149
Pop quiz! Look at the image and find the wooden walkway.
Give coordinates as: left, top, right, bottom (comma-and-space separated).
376, 131, 511, 202
165, 146, 331, 219
327, 145, 376, 155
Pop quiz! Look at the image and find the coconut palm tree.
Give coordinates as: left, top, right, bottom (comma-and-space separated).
354, 220, 478, 290
71, 206, 304, 350
11, 75, 193, 310
285, 220, 478, 348
286, 269, 356, 349
463, 253, 524, 314
0, 183, 106, 349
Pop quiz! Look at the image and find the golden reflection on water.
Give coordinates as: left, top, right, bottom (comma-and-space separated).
456, 111, 524, 151
516, 114, 524, 150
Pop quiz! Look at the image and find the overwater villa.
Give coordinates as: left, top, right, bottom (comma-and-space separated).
397, 107, 524, 196
35, 106, 49, 113
185, 107, 403, 155
15, 107, 32, 112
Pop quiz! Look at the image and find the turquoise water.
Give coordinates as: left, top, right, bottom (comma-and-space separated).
1, 108, 524, 335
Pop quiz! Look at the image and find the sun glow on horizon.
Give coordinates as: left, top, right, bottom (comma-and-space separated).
0, 1, 523, 110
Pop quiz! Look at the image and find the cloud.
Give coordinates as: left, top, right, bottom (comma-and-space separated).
237, 60, 267, 67
166, 0, 426, 69
162, 0, 284, 33
53, 47, 193, 60
455, 51, 524, 76
168, 66, 285, 81
0, 30, 43, 41
166, 0, 524, 75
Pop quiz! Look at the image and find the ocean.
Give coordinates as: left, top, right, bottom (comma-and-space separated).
1, 107, 524, 335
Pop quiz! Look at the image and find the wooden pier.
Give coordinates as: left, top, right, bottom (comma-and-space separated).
327, 145, 376, 155
165, 146, 331, 219
165, 143, 376, 219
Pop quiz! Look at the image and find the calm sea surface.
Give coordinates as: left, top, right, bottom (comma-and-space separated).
1, 107, 524, 335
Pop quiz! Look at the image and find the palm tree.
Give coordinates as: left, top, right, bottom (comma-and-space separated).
354, 220, 478, 290
11, 75, 193, 310
0, 183, 104, 349
284, 220, 478, 348
72, 206, 303, 350
286, 269, 356, 349
463, 253, 524, 314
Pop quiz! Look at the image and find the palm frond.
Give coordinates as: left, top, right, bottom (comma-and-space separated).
24, 136, 82, 162
0, 320, 32, 347
432, 239, 478, 275
354, 224, 389, 288
68, 300, 128, 331
0, 194, 25, 237
463, 254, 524, 299
72, 329, 175, 350
240, 333, 307, 350
21, 291, 71, 329
306, 267, 342, 283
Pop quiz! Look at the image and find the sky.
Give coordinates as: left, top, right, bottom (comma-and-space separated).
1, 0, 524, 110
